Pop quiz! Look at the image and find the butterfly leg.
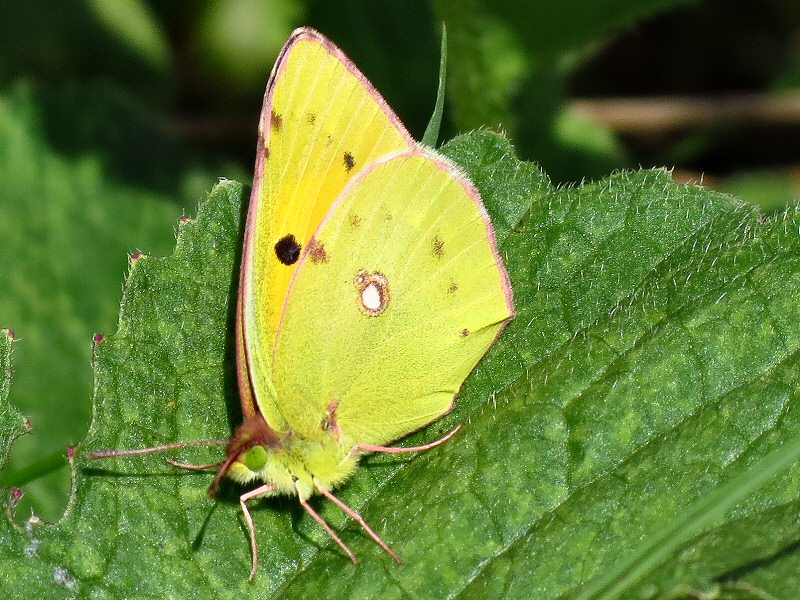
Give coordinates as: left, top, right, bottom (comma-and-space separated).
297, 495, 359, 564
317, 486, 401, 564
240, 484, 277, 582
350, 424, 461, 456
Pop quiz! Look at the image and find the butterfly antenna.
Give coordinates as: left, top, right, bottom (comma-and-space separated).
86, 439, 229, 460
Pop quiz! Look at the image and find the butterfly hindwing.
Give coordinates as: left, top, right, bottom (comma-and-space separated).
272, 150, 514, 448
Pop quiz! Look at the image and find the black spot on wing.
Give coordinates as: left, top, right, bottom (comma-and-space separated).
307, 112, 317, 124
274, 234, 301, 265
343, 151, 355, 172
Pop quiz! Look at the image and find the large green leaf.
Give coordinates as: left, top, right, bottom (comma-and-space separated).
1, 131, 799, 598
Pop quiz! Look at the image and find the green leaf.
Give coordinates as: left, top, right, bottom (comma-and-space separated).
0, 330, 27, 468
421, 24, 448, 148
434, 0, 528, 138
2, 131, 799, 598
0, 84, 182, 518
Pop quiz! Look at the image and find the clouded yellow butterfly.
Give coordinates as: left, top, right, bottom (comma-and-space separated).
89, 27, 514, 581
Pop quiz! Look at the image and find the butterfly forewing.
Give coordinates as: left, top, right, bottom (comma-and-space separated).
241, 28, 414, 428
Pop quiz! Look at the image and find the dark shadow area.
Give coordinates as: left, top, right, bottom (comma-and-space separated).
714, 536, 800, 583
220, 184, 252, 437
191, 500, 219, 553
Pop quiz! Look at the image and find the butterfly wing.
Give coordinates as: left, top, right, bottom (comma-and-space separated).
239, 28, 414, 428
272, 150, 514, 448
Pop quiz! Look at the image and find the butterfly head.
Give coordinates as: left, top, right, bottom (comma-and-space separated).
207, 415, 362, 500
207, 416, 279, 496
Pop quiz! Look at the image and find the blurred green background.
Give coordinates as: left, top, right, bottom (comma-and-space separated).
1, 0, 799, 520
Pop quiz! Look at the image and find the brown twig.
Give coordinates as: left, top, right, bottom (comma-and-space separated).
568, 93, 800, 134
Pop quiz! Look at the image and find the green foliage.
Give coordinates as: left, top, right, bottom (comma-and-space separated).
85, 0, 170, 71
434, 0, 700, 180
421, 25, 448, 148
2, 1, 799, 597
0, 85, 182, 517
198, 0, 305, 89
719, 169, 800, 213
0, 331, 27, 467
1, 131, 798, 598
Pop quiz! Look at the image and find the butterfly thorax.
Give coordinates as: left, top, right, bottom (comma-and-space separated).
221, 416, 358, 501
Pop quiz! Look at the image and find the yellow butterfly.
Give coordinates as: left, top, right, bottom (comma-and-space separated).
90, 27, 514, 581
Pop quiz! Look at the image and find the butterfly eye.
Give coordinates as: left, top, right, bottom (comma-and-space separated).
354, 270, 389, 316
242, 446, 268, 471
274, 234, 302, 265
